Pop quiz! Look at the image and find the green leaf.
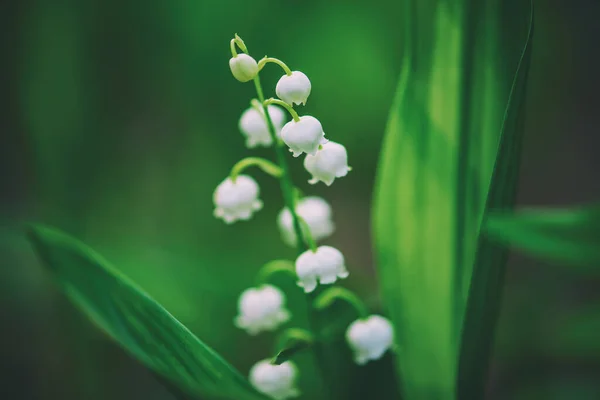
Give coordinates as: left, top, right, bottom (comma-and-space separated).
27, 224, 268, 400
483, 205, 600, 267
456, 4, 534, 399
372, 0, 533, 399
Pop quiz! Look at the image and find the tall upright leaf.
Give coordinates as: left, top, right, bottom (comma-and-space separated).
372, 0, 533, 399
27, 224, 268, 400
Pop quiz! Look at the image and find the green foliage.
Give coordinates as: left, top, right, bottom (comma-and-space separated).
27, 224, 268, 400
372, 0, 533, 399
483, 204, 600, 267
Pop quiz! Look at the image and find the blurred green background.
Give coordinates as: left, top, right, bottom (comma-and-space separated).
1, 0, 599, 399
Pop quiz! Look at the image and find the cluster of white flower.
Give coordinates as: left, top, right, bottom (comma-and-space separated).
218, 35, 394, 400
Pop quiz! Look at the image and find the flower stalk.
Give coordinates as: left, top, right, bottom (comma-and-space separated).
230, 157, 283, 181
252, 75, 306, 253
264, 98, 301, 122
258, 57, 293, 76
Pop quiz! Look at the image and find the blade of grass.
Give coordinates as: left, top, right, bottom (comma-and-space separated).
373, 0, 533, 399
27, 224, 268, 400
457, 2, 534, 397
483, 204, 600, 267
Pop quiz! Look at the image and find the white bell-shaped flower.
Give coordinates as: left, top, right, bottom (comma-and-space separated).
213, 175, 262, 224
345, 315, 394, 365
234, 285, 290, 335
295, 246, 348, 293
276, 71, 311, 106
249, 359, 300, 400
239, 105, 286, 148
281, 116, 326, 157
277, 197, 334, 247
304, 141, 351, 186
229, 54, 259, 82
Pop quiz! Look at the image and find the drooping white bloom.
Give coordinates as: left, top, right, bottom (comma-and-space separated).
281, 116, 326, 157
234, 285, 290, 335
239, 105, 286, 148
249, 360, 300, 400
303, 141, 351, 186
277, 197, 334, 247
213, 175, 262, 224
276, 71, 311, 106
295, 246, 348, 293
345, 315, 394, 365
229, 54, 259, 82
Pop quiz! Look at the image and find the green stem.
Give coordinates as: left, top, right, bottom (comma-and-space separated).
256, 259, 296, 285
230, 157, 283, 181
254, 62, 333, 398
258, 57, 293, 75
230, 39, 238, 57
297, 216, 317, 252
273, 328, 315, 365
252, 76, 305, 253
264, 98, 300, 122
313, 287, 370, 319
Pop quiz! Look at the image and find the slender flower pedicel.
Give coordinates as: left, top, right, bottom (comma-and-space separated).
235, 285, 290, 335
277, 196, 334, 247
295, 245, 349, 293
249, 360, 300, 400
304, 140, 351, 186
213, 175, 263, 224
345, 315, 395, 365
239, 104, 286, 148
276, 71, 312, 106
280, 116, 327, 157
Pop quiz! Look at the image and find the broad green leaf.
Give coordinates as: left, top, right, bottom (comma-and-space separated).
372, 0, 533, 399
483, 205, 600, 267
27, 224, 268, 400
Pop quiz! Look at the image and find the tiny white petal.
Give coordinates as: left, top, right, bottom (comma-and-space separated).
213, 175, 262, 224
346, 315, 394, 365
277, 196, 335, 247
281, 116, 325, 158
303, 141, 350, 186
239, 105, 286, 148
276, 71, 311, 106
249, 359, 300, 400
229, 54, 259, 82
235, 285, 291, 335
295, 246, 348, 292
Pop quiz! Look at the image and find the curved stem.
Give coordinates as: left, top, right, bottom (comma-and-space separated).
297, 216, 317, 252
258, 57, 293, 75
264, 98, 300, 122
256, 259, 296, 284
272, 328, 315, 365
230, 39, 238, 57
313, 287, 369, 318
252, 77, 305, 252
230, 157, 283, 181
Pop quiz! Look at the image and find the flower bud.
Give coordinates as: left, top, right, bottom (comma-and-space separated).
276, 71, 312, 106
249, 359, 300, 400
295, 246, 348, 293
235, 285, 290, 335
213, 175, 262, 224
239, 105, 286, 148
346, 315, 394, 365
229, 54, 259, 82
281, 116, 326, 157
277, 197, 334, 247
303, 141, 350, 186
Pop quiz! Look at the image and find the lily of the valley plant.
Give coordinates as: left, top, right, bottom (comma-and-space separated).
215, 34, 394, 399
